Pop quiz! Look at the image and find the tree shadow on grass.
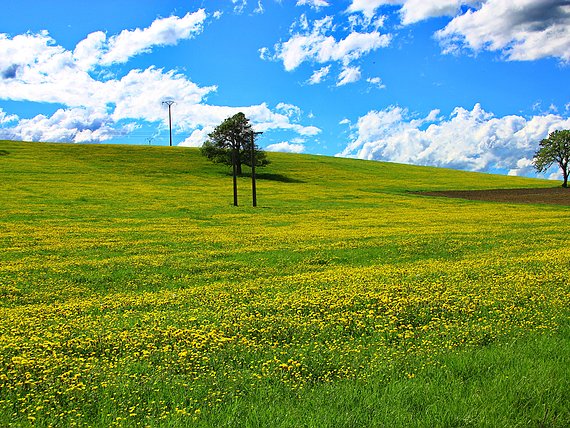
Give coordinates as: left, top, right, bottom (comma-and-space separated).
220, 171, 305, 183
255, 173, 305, 183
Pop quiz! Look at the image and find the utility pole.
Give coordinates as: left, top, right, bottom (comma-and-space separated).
162, 100, 175, 146
232, 140, 239, 206
251, 131, 263, 207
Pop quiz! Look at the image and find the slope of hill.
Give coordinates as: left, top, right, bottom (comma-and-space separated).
1, 141, 568, 427
0, 140, 558, 216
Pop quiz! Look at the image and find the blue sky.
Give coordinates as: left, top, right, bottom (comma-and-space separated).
0, 0, 569, 178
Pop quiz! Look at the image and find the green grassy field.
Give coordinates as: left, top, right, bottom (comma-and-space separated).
1, 141, 569, 427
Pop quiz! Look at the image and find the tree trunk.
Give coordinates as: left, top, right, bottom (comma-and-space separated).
563, 169, 568, 188
232, 147, 238, 206
236, 161, 242, 176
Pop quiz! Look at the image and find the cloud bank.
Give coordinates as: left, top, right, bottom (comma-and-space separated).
436, 0, 570, 61
263, 0, 568, 90
272, 15, 390, 71
262, 13, 391, 85
346, 0, 570, 61
340, 104, 570, 177
0, 11, 320, 145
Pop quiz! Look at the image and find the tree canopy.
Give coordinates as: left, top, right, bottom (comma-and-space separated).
533, 129, 570, 188
200, 112, 269, 175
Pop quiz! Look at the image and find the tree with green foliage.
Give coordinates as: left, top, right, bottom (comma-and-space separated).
533, 129, 570, 188
200, 112, 269, 175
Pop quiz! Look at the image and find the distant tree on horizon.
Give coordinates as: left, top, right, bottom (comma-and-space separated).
200, 112, 269, 175
533, 129, 570, 188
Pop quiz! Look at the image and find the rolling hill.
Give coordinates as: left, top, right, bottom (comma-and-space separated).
0, 141, 568, 427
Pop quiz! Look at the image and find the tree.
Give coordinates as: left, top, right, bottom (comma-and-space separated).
201, 112, 269, 206
200, 112, 269, 175
533, 129, 570, 188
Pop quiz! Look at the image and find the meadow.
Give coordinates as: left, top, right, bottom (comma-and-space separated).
0, 141, 569, 427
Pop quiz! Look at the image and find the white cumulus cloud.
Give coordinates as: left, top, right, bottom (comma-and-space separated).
340, 104, 570, 177
347, 1, 476, 23
266, 141, 306, 153
111, 67, 215, 124
366, 76, 386, 89
400, 0, 477, 24
179, 128, 213, 147
337, 65, 362, 86
269, 15, 391, 71
436, 0, 570, 61
346, 0, 570, 62
262, 9, 392, 85
74, 10, 207, 70
0, 13, 320, 146
307, 65, 331, 84
296, 0, 330, 10
346, 0, 399, 19
0, 108, 18, 124
276, 103, 302, 120
0, 107, 133, 144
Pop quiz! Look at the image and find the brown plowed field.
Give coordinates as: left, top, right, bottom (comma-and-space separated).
415, 187, 570, 206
